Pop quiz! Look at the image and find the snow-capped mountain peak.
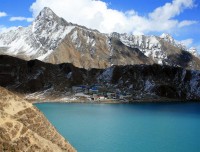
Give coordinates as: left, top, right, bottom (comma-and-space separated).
36, 7, 58, 21
0, 7, 76, 60
32, 7, 74, 55
160, 33, 199, 57
160, 33, 175, 45
188, 47, 199, 57
0, 7, 200, 70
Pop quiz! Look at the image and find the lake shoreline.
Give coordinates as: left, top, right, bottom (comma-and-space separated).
31, 98, 200, 104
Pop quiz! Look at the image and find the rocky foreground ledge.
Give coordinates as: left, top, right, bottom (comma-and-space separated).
0, 87, 76, 152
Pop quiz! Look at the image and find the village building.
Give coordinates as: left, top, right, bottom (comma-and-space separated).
72, 85, 88, 93
89, 87, 99, 94
107, 92, 116, 99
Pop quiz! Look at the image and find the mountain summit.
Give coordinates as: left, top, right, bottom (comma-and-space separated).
0, 7, 199, 69
36, 7, 58, 20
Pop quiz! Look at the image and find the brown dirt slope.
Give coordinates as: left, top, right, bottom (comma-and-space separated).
0, 87, 76, 152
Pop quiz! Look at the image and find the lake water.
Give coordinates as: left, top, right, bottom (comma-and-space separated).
35, 102, 200, 152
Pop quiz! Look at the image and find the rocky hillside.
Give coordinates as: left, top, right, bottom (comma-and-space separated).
0, 86, 76, 151
0, 55, 200, 101
0, 7, 199, 69
99, 65, 200, 101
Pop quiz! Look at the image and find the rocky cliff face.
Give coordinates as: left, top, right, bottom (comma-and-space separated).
0, 86, 76, 151
0, 55, 200, 101
99, 65, 200, 100
0, 7, 199, 69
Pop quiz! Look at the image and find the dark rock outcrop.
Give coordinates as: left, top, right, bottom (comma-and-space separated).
0, 55, 200, 101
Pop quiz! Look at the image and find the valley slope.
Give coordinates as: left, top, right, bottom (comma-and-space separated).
0, 7, 200, 101
0, 55, 200, 101
1, 6, 200, 152
0, 86, 76, 151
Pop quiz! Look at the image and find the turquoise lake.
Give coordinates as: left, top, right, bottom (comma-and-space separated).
35, 102, 200, 152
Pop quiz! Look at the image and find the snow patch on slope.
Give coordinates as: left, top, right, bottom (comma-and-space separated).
188, 47, 199, 58
160, 33, 200, 58
0, 26, 41, 57
71, 30, 78, 43
116, 33, 167, 64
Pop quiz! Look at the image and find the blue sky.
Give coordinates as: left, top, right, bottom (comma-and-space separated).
0, 0, 200, 52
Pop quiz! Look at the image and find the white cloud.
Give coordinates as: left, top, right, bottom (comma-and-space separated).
0, 11, 7, 17
0, 25, 18, 33
149, 0, 194, 21
178, 20, 198, 27
179, 38, 193, 47
30, 0, 197, 34
10, 16, 34, 22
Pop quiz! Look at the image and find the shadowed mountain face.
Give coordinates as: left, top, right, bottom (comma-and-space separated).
107, 64, 200, 100
166, 51, 200, 69
0, 55, 87, 93
0, 7, 200, 69
0, 55, 200, 101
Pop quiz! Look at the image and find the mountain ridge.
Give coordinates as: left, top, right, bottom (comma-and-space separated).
0, 7, 199, 69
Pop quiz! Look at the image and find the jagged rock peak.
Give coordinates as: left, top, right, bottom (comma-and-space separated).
160, 33, 175, 44
160, 33, 187, 51
35, 7, 59, 21
188, 47, 199, 57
